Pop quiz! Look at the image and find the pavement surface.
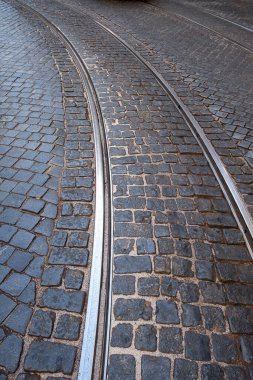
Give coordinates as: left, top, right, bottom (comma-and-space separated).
0, 0, 253, 379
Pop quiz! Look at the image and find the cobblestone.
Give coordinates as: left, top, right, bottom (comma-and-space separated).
2, 0, 253, 377
24, 341, 77, 374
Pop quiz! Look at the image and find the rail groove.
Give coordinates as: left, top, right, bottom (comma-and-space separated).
14, 1, 112, 379
48, 1, 253, 377
57, 1, 253, 253
12, 1, 253, 378
60, 1, 253, 253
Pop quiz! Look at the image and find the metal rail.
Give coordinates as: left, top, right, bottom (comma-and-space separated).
54, 2, 253, 377
186, 4, 253, 34
14, 1, 112, 379
143, 1, 253, 53
13, 2, 253, 379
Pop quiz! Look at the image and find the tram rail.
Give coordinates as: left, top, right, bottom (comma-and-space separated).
12, 1, 253, 378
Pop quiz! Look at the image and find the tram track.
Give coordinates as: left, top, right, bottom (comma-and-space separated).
13, 1, 113, 378
142, 0, 253, 54
10, 1, 253, 378
53, 0, 253, 256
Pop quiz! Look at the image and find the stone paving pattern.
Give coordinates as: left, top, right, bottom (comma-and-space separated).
14, 1, 253, 378
0, 1, 94, 377
62, 0, 253, 220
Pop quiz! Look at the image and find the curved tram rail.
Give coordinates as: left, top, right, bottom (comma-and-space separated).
14, 1, 112, 379
46, 3, 253, 376
13, 1, 253, 379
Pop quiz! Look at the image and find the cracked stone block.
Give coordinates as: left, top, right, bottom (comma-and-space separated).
18, 281, 36, 305
29, 310, 55, 338
0, 335, 23, 372
10, 230, 35, 249
172, 257, 193, 277
4, 303, 32, 335
0, 266, 10, 284
25, 257, 44, 278
108, 355, 135, 380
111, 324, 133, 348
141, 356, 171, 380
24, 341, 76, 374
0, 273, 30, 296
0, 294, 16, 323
7, 250, 33, 272
54, 315, 81, 340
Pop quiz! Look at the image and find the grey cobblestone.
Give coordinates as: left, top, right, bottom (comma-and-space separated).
2, 0, 253, 377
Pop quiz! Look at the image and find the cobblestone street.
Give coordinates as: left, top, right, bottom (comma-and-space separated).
0, 0, 253, 379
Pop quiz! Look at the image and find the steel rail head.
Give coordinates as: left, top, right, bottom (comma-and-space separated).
12, 1, 112, 379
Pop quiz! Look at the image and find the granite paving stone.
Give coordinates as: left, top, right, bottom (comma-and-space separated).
24, 341, 77, 374
0, 335, 23, 373
2, 0, 253, 377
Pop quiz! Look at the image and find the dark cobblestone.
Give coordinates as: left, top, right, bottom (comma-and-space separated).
114, 255, 152, 274
114, 298, 152, 321
141, 355, 171, 380
111, 324, 133, 348
0, 335, 23, 373
41, 289, 85, 313
213, 334, 239, 363
108, 355, 135, 380
182, 305, 202, 327
49, 247, 88, 266
174, 359, 198, 380
156, 300, 179, 324
135, 324, 157, 351
29, 310, 55, 337
138, 277, 159, 296
113, 275, 135, 295
64, 269, 84, 289
201, 364, 225, 380
41, 267, 64, 286
3, 303, 32, 335
24, 341, 76, 374
159, 327, 183, 353
179, 283, 199, 302
202, 306, 225, 331
54, 314, 81, 340
185, 332, 211, 361
240, 336, 253, 363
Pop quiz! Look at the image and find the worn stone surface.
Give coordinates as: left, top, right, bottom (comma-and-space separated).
24, 341, 77, 374
2, 0, 253, 377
